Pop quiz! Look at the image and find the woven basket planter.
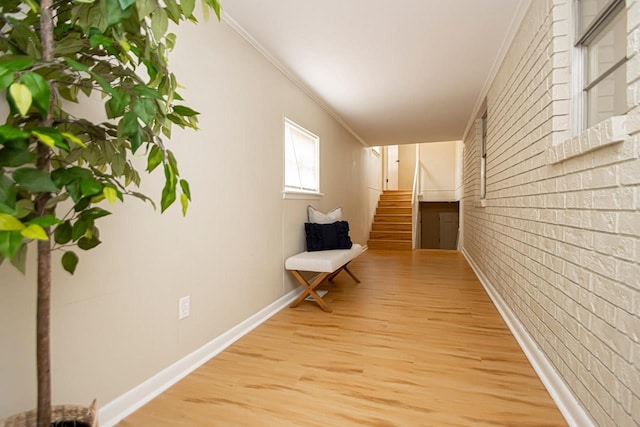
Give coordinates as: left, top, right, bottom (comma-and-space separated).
0, 400, 98, 427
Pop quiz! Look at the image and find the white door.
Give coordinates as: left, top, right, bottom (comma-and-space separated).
386, 145, 399, 190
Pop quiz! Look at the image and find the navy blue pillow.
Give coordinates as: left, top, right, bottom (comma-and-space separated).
305, 221, 353, 252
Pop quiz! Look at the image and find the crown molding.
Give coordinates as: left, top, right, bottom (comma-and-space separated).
222, 12, 369, 147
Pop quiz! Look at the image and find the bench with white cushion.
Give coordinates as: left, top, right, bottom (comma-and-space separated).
285, 243, 363, 312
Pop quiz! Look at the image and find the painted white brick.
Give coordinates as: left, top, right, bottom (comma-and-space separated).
632, 394, 640, 427
591, 275, 635, 313
461, 2, 640, 424
591, 316, 633, 361
593, 233, 637, 261
582, 211, 618, 233
613, 355, 640, 395
593, 187, 635, 210
616, 310, 640, 342
617, 259, 640, 288
618, 212, 640, 235
618, 161, 640, 185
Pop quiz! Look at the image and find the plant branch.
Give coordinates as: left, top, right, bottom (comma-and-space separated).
36, 0, 55, 425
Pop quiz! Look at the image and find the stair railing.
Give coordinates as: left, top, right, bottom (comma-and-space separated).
411, 145, 420, 249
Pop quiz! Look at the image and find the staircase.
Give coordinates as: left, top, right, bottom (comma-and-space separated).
367, 190, 412, 250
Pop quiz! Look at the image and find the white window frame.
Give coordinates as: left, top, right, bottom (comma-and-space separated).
480, 111, 487, 201
574, 0, 628, 130
283, 118, 321, 199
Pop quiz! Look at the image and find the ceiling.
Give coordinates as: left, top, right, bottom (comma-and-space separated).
221, 0, 530, 146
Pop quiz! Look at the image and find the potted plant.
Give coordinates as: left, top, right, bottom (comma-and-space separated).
0, 0, 221, 425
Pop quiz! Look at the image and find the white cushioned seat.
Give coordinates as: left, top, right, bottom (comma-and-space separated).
285, 244, 363, 273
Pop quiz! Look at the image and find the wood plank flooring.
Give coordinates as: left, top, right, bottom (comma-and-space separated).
118, 250, 567, 427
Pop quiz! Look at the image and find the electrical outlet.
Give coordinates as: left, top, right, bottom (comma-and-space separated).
179, 296, 190, 320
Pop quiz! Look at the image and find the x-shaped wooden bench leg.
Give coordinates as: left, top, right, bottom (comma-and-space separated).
289, 270, 332, 312
327, 262, 361, 284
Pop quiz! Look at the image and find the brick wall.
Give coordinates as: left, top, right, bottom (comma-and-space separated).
462, 1, 640, 426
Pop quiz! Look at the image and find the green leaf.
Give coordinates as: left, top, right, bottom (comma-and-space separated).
150, 8, 169, 40
62, 251, 79, 274
166, 33, 177, 50
160, 164, 176, 212
24, 0, 39, 12
71, 218, 89, 241
64, 57, 90, 72
54, 221, 72, 244
120, 111, 139, 136
119, 0, 135, 10
167, 150, 180, 176
52, 166, 93, 187
21, 224, 48, 240
80, 178, 103, 197
106, 91, 130, 118
130, 127, 144, 153
172, 105, 199, 116
78, 236, 101, 250
133, 85, 163, 100
31, 130, 55, 147
0, 68, 15, 90
55, 35, 88, 56
45, 193, 70, 210
181, 0, 195, 17
79, 207, 111, 221
147, 145, 163, 172
0, 214, 25, 231
9, 83, 32, 117
112, 151, 126, 176
106, 0, 132, 25
92, 73, 115, 95
28, 215, 61, 227
0, 125, 30, 142
104, 187, 118, 205
9, 243, 27, 274
89, 33, 114, 50
136, 0, 159, 18
0, 175, 17, 209
20, 73, 51, 115
180, 192, 188, 216
179, 179, 191, 200
14, 200, 34, 219
61, 132, 87, 148
132, 98, 156, 125
32, 126, 69, 151
164, 0, 181, 23
0, 56, 34, 71
12, 168, 60, 193
0, 147, 37, 167
0, 230, 24, 259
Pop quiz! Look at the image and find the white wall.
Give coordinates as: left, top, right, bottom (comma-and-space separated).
462, 1, 640, 426
418, 140, 462, 201
0, 17, 370, 417
365, 148, 383, 238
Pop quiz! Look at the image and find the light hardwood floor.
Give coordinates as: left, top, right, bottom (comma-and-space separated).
118, 250, 567, 427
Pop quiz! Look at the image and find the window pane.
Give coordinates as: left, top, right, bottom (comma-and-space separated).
587, 62, 627, 127
578, 0, 615, 36
587, 10, 626, 85
284, 120, 319, 192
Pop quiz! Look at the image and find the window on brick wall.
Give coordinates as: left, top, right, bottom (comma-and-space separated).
284, 118, 320, 194
575, 0, 627, 128
480, 111, 487, 200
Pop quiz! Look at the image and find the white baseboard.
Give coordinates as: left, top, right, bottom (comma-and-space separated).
461, 249, 594, 427
98, 287, 304, 427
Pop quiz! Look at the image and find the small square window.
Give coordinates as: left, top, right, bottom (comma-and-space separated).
284, 118, 319, 193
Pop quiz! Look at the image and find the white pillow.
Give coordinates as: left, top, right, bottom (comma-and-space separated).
308, 206, 342, 224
